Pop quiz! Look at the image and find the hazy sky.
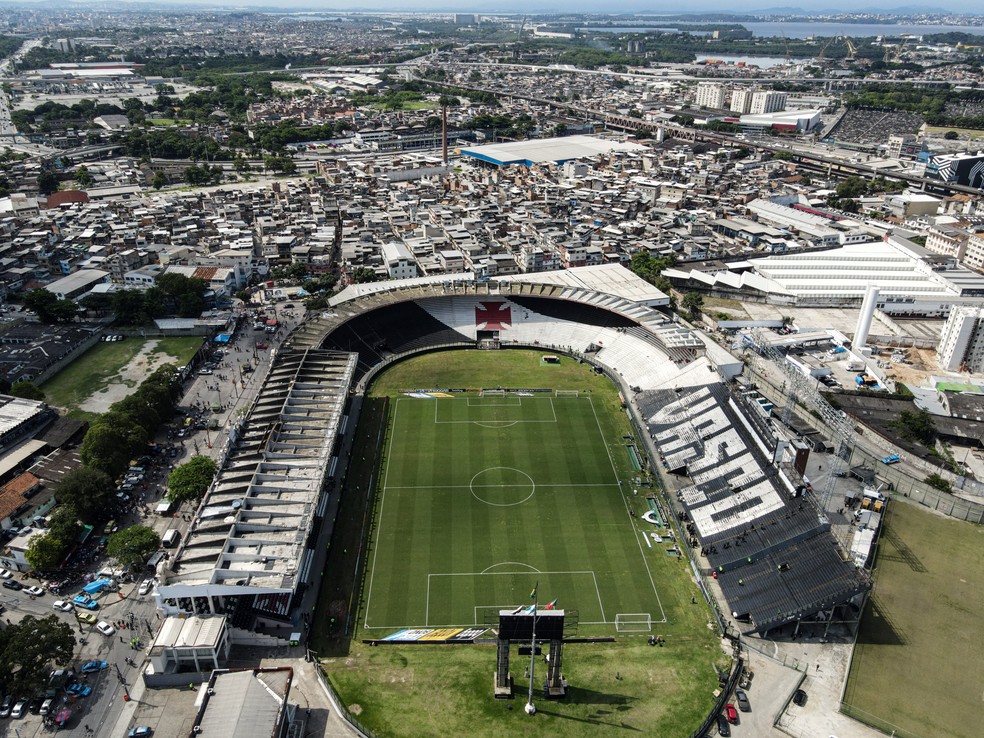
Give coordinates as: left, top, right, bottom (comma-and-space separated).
90, 1, 982, 13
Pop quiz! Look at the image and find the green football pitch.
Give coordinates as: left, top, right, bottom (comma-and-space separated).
363, 394, 665, 632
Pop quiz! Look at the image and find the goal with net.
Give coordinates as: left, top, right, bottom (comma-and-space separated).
480, 389, 507, 398
555, 390, 580, 398
615, 613, 652, 633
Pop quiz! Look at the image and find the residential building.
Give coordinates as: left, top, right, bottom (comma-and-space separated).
695, 83, 726, 110
730, 88, 753, 114
750, 91, 787, 115
937, 305, 984, 372
381, 242, 418, 280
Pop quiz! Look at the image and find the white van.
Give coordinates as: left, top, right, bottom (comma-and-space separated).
161, 529, 180, 548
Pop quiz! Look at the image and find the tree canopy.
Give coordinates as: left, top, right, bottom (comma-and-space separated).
0, 615, 75, 696
107, 525, 161, 569
167, 455, 218, 505
9, 381, 44, 401
22, 288, 78, 324
889, 408, 936, 446
54, 467, 117, 523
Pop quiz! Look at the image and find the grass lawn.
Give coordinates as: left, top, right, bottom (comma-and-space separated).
40, 336, 202, 419
842, 500, 984, 738
924, 125, 984, 140
146, 118, 193, 126
315, 350, 723, 738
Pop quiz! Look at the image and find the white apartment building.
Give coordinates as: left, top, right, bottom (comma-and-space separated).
731, 88, 753, 114
937, 305, 984, 372
965, 232, 984, 271
750, 91, 787, 115
381, 241, 418, 280
924, 225, 969, 261
695, 83, 726, 110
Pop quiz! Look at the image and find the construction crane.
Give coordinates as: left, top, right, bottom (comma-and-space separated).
816, 37, 835, 65
845, 38, 858, 62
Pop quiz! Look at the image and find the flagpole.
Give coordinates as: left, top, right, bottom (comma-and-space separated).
526, 582, 537, 715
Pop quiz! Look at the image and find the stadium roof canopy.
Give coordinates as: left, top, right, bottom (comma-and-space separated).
501, 263, 669, 308
459, 135, 648, 167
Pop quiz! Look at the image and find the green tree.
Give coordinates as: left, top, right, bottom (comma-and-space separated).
152, 172, 166, 190
943, 130, 958, 140
80, 418, 148, 479
629, 251, 674, 286
25, 531, 69, 571
22, 288, 78, 324
54, 467, 116, 523
107, 525, 161, 569
37, 169, 59, 195
924, 472, 952, 493
889, 408, 936, 446
0, 615, 75, 696
167, 455, 218, 505
682, 291, 704, 319
9, 380, 44, 401
350, 267, 378, 284
73, 165, 93, 187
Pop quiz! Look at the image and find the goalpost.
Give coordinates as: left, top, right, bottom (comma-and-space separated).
481, 389, 507, 397
615, 613, 653, 633
555, 390, 580, 398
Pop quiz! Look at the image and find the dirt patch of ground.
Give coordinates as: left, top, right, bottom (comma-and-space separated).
79, 339, 174, 414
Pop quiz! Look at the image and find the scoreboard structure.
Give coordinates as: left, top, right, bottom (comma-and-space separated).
494, 609, 567, 699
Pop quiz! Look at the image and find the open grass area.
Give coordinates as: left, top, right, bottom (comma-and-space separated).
40, 336, 202, 419
842, 500, 984, 738
315, 350, 723, 738
924, 125, 984, 140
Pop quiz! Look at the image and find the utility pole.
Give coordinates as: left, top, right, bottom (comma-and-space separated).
114, 663, 131, 701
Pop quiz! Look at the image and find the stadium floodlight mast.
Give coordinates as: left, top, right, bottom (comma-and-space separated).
525, 583, 539, 715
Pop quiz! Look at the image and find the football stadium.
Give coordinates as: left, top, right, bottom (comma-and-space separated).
257, 263, 872, 736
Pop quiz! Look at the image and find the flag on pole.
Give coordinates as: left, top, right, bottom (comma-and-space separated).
529, 583, 538, 600
511, 605, 524, 614
544, 599, 558, 610
524, 604, 536, 614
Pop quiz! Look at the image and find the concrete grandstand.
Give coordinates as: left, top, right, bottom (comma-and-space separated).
156, 264, 872, 646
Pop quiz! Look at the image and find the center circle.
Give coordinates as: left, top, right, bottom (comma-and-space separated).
470, 467, 536, 507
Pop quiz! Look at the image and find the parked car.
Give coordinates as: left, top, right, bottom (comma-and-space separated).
716, 713, 730, 737
0, 569, 12, 579
23, 585, 44, 597
735, 689, 750, 712
72, 594, 99, 610
725, 703, 739, 724
128, 727, 154, 738
0, 695, 14, 717
2, 579, 22, 590
10, 699, 27, 719
39, 698, 54, 716
76, 611, 98, 624
881, 453, 901, 465
81, 660, 108, 674
792, 689, 808, 706
52, 600, 73, 612
138, 579, 154, 596
95, 621, 115, 636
